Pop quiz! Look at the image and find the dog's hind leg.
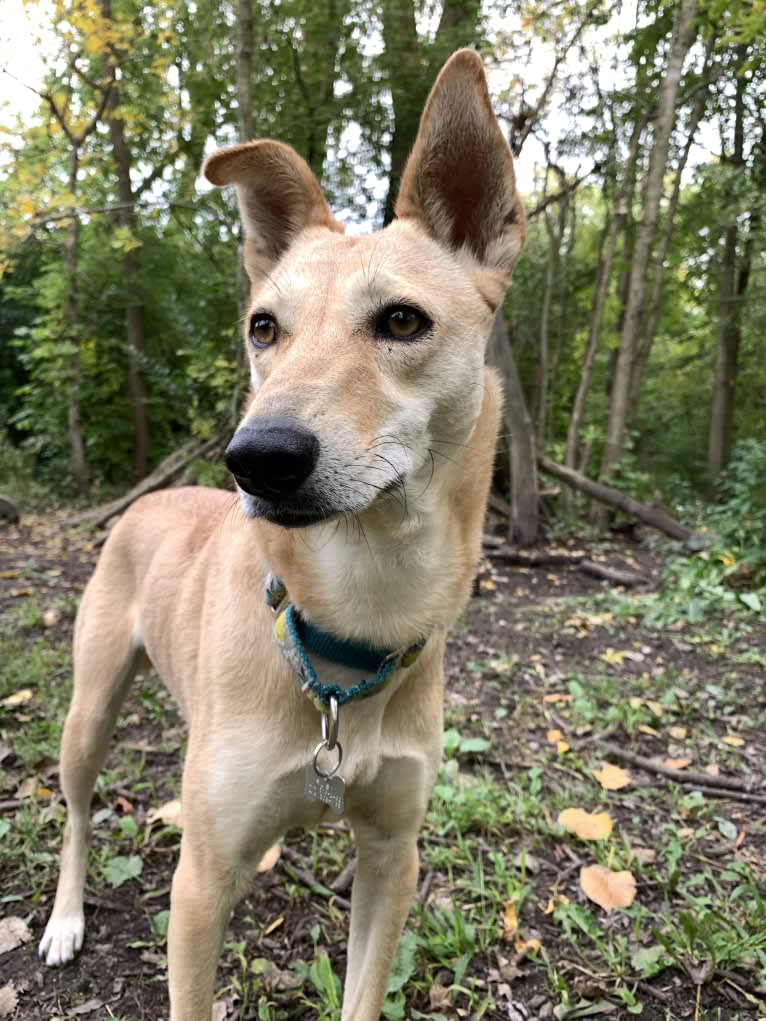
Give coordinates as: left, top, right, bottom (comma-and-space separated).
40, 576, 142, 967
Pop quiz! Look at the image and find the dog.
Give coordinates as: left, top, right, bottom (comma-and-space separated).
39, 49, 526, 1020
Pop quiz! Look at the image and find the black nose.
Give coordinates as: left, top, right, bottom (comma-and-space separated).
225, 419, 320, 498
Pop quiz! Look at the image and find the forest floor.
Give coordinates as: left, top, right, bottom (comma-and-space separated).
1, 507, 765, 1021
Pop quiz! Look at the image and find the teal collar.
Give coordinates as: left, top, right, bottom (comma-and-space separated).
266, 575, 426, 710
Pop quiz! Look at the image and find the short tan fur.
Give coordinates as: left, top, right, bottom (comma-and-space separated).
40, 49, 525, 1020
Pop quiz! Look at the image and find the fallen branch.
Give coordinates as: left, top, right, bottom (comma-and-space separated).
603, 742, 760, 794
537, 455, 695, 542
69, 432, 227, 529
578, 559, 647, 587
485, 547, 586, 566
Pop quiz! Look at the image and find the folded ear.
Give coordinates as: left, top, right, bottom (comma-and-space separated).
395, 49, 526, 279
203, 140, 343, 282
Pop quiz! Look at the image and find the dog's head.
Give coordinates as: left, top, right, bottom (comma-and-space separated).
204, 50, 525, 528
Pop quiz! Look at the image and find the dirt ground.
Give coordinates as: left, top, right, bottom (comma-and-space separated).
1, 508, 764, 1020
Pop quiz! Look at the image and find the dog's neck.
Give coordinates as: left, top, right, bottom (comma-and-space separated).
250, 371, 500, 650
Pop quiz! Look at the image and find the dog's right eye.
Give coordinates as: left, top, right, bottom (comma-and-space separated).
249, 314, 278, 348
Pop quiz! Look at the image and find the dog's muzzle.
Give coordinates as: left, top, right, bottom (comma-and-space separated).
225, 418, 320, 500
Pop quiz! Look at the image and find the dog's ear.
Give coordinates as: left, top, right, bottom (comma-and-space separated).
203, 140, 343, 281
395, 49, 525, 279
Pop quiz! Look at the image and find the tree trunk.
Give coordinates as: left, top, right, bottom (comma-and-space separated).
237, 0, 254, 141
234, 0, 255, 423
64, 150, 88, 494
102, 0, 150, 478
487, 312, 538, 546
549, 195, 577, 423
630, 50, 714, 415
598, 0, 698, 484
707, 45, 749, 489
381, 0, 480, 224
565, 116, 645, 474
536, 162, 567, 443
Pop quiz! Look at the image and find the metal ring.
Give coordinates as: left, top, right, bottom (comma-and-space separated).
320, 695, 340, 751
313, 738, 343, 779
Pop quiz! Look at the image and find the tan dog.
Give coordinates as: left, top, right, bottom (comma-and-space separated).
39, 49, 525, 1020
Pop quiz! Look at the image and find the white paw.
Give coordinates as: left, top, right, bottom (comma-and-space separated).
39, 914, 85, 966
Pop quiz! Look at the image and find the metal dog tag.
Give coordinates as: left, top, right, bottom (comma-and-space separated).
304, 764, 345, 815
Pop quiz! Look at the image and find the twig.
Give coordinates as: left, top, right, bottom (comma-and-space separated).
578, 559, 647, 587
330, 856, 357, 894
280, 846, 350, 910
603, 743, 761, 795
417, 867, 434, 905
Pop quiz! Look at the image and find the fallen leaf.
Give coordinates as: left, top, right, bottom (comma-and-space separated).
592, 763, 632, 791
630, 846, 657, 865
114, 795, 134, 815
263, 915, 284, 935
0, 983, 18, 1018
68, 999, 105, 1016
704, 763, 720, 778
556, 739, 570, 755
544, 894, 569, 914
638, 724, 658, 736
146, 799, 182, 828
42, 608, 60, 628
669, 726, 688, 740
558, 808, 613, 841
543, 693, 573, 704
514, 936, 541, 955
546, 729, 563, 744
601, 648, 627, 665
0, 917, 31, 955
501, 901, 518, 941
0, 689, 33, 708
580, 864, 636, 912
429, 982, 452, 1012
722, 735, 745, 748
211, 1002, 228, 1021
663, 757, 691, 770
256, 843, 281, 873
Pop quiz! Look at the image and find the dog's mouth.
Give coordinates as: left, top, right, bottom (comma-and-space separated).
236, 473, 408, 529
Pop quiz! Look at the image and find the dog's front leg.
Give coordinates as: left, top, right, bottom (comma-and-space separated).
166, 837, 239, 1021
342, 823, 420, 1021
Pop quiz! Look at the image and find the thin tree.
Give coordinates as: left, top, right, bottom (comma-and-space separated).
598, 0, 699, 485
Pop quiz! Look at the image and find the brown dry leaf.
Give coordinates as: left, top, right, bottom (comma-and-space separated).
0, 688, 33, 708
543, 894, 569, 914
646, 700, 664, 718
0, 917, 31, 955
638, 724, 658, 736
558, 808, 613, 841
501, 900, 518, 941
42, 608, 60, 628
580, 864, 636, 912
263, 915, 284, 935
722, 735, 745, 748
630, 846, 657, 866
115, 795, 134, 815
669, 726, 688, 740
705, 763, 720, 778
429, 983, 452, 1012
514, 937, 542, 956
546, 729, 563, 744
592, 763, 632, 791
256, 843, 281, 873
146, 799, 183, 828
543, 693, 573, 704
0, 984, 18, 1018
664, 757, 692, 770
16, 777, 39, 799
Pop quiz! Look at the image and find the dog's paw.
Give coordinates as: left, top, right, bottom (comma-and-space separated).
39, 914, 85, 966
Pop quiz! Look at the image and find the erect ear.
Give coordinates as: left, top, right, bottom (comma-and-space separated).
203, 140, 343, 283
395, 49, 526, 280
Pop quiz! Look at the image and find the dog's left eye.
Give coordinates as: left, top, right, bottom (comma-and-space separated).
249, 313, 278, 348
375, 305, 430, 341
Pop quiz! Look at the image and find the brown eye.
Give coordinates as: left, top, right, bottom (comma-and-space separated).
375, 304, 430, 341
249, 313, 278, 348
